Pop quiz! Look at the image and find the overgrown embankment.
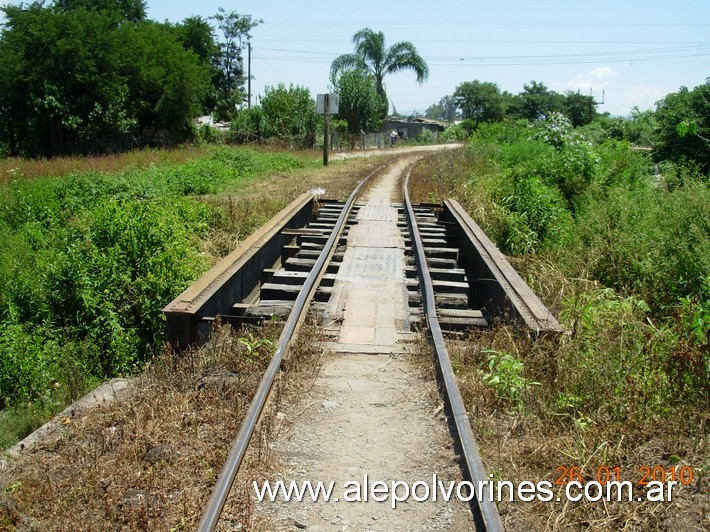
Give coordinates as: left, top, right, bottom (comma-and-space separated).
0, 147, 314, 448
410, 117, 708, 529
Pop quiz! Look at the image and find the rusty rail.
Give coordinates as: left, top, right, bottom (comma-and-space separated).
197, 167, 383, 531
404, 170, 505, 532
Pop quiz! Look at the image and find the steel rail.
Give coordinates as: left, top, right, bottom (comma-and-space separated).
198, 166, 383, 531
403, 170, 505, 532
444, 199, 563, 333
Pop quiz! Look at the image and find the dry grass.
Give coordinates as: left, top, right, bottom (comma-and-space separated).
199, 155, 393, 264
444, 329, 708, 531
0, 150, 400, 530
0, 145, 211, 184
405, 147, 709, 530
0, 319, 325, 530
410, 328, 708, 531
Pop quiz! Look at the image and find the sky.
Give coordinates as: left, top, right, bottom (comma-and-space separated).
3, 0, 710, 116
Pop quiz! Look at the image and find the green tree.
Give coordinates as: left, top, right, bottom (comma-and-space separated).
0, 3, 210, 156
453, 81, 505, 126
260, 84, 320, 148
510, 81, 562, 121
120, 21, 211, 143
562, 91, 596, 127
330, 28, 429, 120
332, 70, 384, 135
211, 8, 261, 120
174, 16, 220, 113
53, 0, 146, 22
624, 106, 657, 147
654, 80, 710, 174
0, 3, 130, 155
426, 95, 456, 122
176, 16, 218, 67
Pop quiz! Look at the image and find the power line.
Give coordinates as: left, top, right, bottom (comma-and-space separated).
254, 44, 710, 67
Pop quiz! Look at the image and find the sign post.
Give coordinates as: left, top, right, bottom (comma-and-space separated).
323, 94, 330, 166
317, 93, 339, 166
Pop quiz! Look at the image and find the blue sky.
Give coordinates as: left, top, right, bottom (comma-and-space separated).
3, 0, 709, 116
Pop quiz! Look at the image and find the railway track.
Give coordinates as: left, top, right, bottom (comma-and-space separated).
164, 159, 562, 531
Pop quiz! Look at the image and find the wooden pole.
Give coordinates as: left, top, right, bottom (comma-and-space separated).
323, 94, 329, 166
247, 42, 252, 109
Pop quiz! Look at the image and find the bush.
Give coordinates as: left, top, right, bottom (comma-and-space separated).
0, 146, 304, 410
416, 129, 438, 144
565, 180, 710, 311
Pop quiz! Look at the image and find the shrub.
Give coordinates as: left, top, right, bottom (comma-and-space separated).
439, 122, 469, 142
565, 180, 710, 310
0, 146, 304, 411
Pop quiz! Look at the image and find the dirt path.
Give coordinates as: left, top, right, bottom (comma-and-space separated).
330, 143, 462, 161
253, 157, 474, 531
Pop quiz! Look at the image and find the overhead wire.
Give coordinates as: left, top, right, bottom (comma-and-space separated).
254, 43, 710, 67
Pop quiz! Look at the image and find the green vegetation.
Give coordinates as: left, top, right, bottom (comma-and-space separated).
0, 147, 307, 447
330, 28, 429, 121
412, 109, 709, 421
427, 79, 598, 127
0, 0, 259, 157
412, 101, 708, 525
331, 70, 385, 139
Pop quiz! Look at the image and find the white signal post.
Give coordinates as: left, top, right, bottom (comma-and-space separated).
317, 93, 339, 166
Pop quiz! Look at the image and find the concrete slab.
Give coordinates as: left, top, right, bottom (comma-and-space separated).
320, 342, 411, 355
324, 175, 411, 352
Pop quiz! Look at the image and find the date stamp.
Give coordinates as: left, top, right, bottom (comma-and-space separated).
555, 465, 695, 486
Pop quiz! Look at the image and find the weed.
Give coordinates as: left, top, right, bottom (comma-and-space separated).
0, 147, 309, 426
238, 331, 275, 359
406, 123, 709, 528
481, 349, 539, 408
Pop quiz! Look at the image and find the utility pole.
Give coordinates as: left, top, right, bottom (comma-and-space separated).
317, 93, 337, 166
323, 93, 329, 166
247, 42, 252, 109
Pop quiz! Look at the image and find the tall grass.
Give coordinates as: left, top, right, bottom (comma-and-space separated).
409, 117, 709, 417
0, 147, 309, 446
409, 117, 708, 527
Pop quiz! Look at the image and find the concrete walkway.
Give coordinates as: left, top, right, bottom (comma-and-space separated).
253, 158, 473, 531
324, 158, 411, 352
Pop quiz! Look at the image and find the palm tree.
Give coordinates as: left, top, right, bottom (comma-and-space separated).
330, 28, 429, 119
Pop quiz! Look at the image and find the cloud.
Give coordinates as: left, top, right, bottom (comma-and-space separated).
551, 66, 668, 116
551, 66, 619, 95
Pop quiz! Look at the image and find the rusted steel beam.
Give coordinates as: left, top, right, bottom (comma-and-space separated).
442, 199, 563, 333
163, 193, 316, 350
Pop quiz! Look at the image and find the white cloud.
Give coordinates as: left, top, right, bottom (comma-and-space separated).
613, 85, 667, 114
551, 66, 619, 95
551, 66, 668, 116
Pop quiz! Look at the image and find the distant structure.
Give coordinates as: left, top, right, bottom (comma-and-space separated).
382, 117, 446, 140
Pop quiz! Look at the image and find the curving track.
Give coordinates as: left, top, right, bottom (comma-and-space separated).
163, 156, 560, 531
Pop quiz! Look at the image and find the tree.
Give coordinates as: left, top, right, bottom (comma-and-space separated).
120, 21, 211, 143
53, 0, 147, 22
426, 95, 456, 122
176, 16, 218, 66
260, 84, 320, 148
0, 3, 130, 155
624, 106, 656, 147
654, 80, 710, 174
332, 70, 384, 135
453, 81, 505, 126
211, 8, 261, 120
510, 81, 562, 121
0, 2, 210, 156
562, 91, 596, 127
330, 28, 428, 120
174, 16, 220, 113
